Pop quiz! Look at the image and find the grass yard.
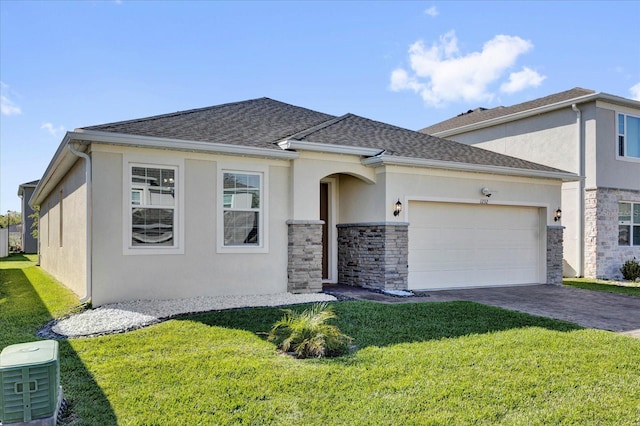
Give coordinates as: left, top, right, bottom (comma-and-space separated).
2, 254, 640, 425
564, 278, 640, 297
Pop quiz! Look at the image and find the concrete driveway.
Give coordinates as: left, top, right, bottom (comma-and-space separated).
324, 284, 640, 338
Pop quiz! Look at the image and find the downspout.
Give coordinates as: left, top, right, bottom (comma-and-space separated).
68, 143, 92, 303
572, 104, 585, 277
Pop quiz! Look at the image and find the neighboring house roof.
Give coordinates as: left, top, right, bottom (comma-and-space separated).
18, 180, 39, 197
421, 88, 594, 134
31, 98, 579, 207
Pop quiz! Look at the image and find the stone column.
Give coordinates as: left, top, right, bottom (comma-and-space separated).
337, 222, 408, 291
547, 225, 564, 285
286, 220, 323, 293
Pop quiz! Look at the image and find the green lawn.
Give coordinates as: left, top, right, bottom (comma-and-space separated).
564, 278, 640, 297
2, 254, 640, 425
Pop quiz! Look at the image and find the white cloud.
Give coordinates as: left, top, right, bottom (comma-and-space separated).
41, 122, 65, 138
1, 82, 22, 116
424, 6, 438, 17
390, 31, 541, 106
630, 82, 640, 101
500, 67, 546, 94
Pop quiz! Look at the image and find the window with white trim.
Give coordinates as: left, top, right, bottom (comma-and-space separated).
619, 202, 640, 246
618, 113, 640, 158
222, 172, 261, 246
129, 165, 176, 247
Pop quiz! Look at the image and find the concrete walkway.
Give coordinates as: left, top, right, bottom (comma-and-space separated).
324, 284, 640, 338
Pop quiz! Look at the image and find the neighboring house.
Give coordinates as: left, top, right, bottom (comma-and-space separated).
421, 88, 640, 280
30, 98, 577, 306
18, 180, 39, 254
7, 223, 21, 252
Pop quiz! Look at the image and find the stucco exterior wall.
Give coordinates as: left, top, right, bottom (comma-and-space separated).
594, 104, 640, 191
38, 159, 87, 298
90, 146, 291, 306
448, 108, 580, 174
384, 166, 562, 225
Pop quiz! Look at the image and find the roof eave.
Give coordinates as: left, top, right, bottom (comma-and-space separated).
30, 129, 300, 207
431, 92, 640, 138
278, 138, 384, 156
74, 129, 300, 159
362, 155, 582, 182
30, 132, 78, 207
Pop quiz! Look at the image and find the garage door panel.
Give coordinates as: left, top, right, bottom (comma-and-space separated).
408, 202, 541, 290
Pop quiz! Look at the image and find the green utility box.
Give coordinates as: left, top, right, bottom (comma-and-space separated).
0, 340, 60, 424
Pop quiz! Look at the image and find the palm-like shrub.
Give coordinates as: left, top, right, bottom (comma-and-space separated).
268, 303, 352, 358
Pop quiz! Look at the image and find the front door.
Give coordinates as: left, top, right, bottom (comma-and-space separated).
320, 182, 329, 280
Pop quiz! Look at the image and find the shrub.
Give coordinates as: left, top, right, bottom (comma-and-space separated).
267, 303, 352, 358
620, 258, 640, 281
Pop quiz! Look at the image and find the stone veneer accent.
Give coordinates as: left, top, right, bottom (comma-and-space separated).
584, 187, 640, 279
546, 226, 564, 285
287, 220, 323, 293
337, 223, 408, 291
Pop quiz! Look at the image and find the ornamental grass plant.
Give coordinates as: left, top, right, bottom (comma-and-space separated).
267, 302, 352, 358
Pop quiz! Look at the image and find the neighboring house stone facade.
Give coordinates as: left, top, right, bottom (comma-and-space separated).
422, 88, 640, 279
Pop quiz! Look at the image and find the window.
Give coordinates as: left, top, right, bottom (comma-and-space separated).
619, 202, 640, 246
618, 113, 640, 158
222, 172, 261, 246
129, 165, 176, 248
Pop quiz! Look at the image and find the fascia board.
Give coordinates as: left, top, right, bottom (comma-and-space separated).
30, 132, 78, 207
431, 93, 612, 138
361, 155, 582, 182
278, 138, 384, 156
74, 129, 300, 159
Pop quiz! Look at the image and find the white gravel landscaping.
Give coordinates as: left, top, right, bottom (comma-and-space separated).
50, 292, 337, 338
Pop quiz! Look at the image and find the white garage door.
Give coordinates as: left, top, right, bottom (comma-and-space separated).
408, 202, 542, 290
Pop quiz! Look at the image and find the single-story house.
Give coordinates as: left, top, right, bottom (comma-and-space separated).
18, 180, 40, 254
30, 98, 578, 306
421, 88, 640, 279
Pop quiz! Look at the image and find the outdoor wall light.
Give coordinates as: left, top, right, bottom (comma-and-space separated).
554, 208, 562, 222
393, 199, 403, 217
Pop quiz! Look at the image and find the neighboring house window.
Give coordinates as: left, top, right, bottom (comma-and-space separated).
222, 172, 261, 246
618, 113, 640, 158
130, 165, 176, 248
619, 202, 640, 246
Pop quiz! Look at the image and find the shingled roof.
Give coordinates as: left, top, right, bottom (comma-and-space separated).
82, 97, 335, 150
420, 87, 596, 134
80, 97, 566, 173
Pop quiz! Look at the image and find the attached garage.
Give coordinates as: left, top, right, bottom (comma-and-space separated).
408, 201, 543, 290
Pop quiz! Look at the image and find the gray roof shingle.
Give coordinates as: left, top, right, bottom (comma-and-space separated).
82, 97, 335, 150
81, 97, 566, 173
420, 87, 596, 134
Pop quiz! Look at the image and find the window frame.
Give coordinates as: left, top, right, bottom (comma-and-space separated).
618, 201, 640, 247
616, 112, 640, 162
123, 155, 184, 255
217, 165, 269, 253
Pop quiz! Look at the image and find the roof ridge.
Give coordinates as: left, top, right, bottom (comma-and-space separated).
284, 113, 351, 141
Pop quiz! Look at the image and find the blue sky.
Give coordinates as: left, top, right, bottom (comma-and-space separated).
1, 0, 639, 213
